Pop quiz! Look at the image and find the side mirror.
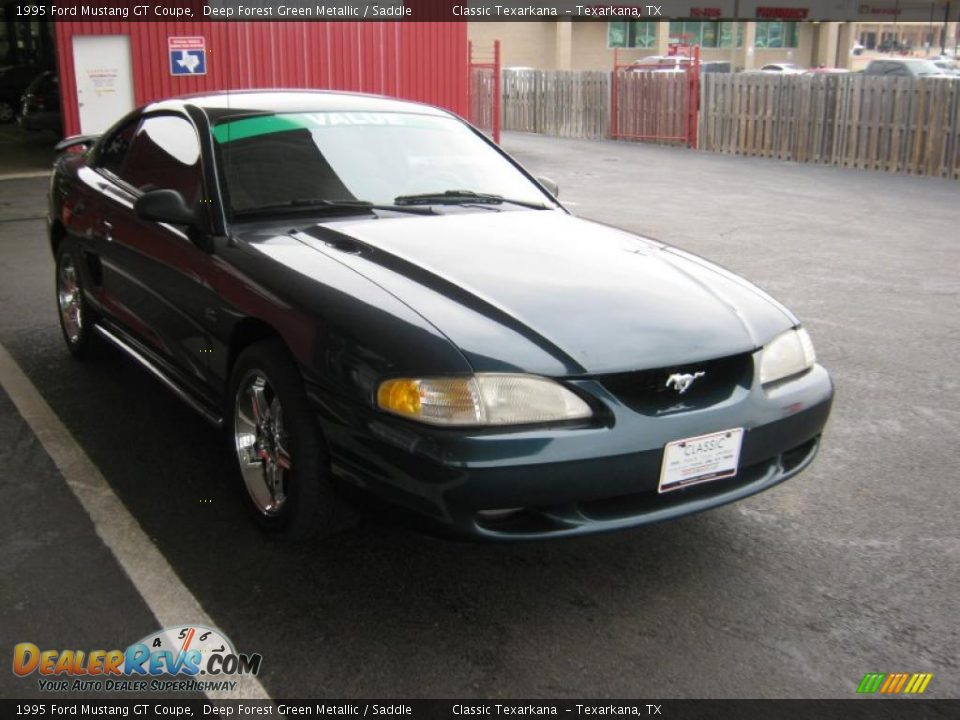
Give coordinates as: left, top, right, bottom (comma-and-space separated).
55, 134, 98, 155
135, 189, 197, 227
536, 176, 559, 198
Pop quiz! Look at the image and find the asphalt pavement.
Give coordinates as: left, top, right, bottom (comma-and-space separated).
1, 133, 958, 699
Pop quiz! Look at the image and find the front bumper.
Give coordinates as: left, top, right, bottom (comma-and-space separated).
314, 363, 834, 540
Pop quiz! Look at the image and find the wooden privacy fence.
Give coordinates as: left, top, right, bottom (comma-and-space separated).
700, 73, 960, 179
495, 69, 960, 179
502, 69, 609, 139
470, 66, 497, 139
469, 40, 501, 143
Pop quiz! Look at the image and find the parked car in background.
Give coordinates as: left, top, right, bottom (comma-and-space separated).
0, 64, 46, 123
698, 61, 732, 74
629, 55, 687, 71
628, 56, 730, 74
48, 90, 833, 542
864, 58, 951, 77
757, 63, 807, 74
931, 59, 960, 76
19, 71, 61, 134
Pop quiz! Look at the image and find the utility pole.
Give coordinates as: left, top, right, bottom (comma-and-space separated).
943, 1, 951, 54
729, 0, 740, 70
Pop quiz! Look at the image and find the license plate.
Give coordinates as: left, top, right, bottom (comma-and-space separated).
658, 428, 744, 494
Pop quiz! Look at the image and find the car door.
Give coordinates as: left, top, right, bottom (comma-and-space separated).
92, 112, 221, 401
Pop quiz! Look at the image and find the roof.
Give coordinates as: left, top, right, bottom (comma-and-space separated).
142, 89, 452, 122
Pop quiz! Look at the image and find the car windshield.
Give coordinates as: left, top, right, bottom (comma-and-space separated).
211, 111, 555, 216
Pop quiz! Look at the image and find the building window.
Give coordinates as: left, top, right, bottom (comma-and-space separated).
608, 21, 657, 49
668, 21, 743, 48
754, 22, 799, 49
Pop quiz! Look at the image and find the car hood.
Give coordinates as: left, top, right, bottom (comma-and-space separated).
269, 210, 797, 376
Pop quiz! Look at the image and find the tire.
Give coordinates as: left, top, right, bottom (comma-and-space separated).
0, 102, 14, 124
228, 338, 344, 541
55, 240, 96, 359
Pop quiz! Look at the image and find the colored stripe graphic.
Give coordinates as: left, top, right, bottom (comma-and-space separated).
857, 673, 886, 693
858, 672, 933, 694
891, 674, 909, 693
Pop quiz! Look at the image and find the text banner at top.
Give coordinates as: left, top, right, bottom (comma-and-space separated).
19, 0, 960, 23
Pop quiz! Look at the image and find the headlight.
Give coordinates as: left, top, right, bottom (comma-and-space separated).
759, 327, 816, 385
377, 374, 592, 427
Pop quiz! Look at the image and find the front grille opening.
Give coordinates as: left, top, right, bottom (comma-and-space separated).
472, 437, 822, 536
598, 352, 754, 415
577, 458, 774, 522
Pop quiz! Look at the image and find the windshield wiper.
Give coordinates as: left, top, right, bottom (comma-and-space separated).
233, 198, 434, 218
393, 190, 551, 210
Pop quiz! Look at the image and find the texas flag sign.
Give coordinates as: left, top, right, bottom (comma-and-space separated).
169, 37, 207, 76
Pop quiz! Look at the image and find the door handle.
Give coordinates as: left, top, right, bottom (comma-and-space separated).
101, 220, 113, 242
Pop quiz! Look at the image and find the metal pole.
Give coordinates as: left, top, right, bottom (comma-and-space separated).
690, 46, 700, 150
730, 0, 740, 70
493, 40, 501, 145
611, 49, 619, 139
943, 1, 951, 54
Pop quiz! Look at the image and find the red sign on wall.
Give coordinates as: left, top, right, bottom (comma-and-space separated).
858, 4, 902, 16
756, 7, 810, 19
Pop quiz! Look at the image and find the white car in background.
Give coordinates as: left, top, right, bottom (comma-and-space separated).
757, 63, 806, 74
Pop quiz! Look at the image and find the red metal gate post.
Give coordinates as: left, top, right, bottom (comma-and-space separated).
467, 40, 473, 118
689, 45, 700, 149
610, 48, 620, 139
493, 39, 501, 145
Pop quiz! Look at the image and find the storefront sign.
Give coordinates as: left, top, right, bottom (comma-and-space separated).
756, 6, 810, 19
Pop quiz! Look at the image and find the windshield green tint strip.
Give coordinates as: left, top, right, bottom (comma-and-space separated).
213, 115, 314, 144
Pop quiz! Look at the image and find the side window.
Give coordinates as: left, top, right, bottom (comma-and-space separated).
96, 121, 137, 178
120, 115, 203, 204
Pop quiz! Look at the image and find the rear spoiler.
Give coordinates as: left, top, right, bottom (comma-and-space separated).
55, 134, 100, 153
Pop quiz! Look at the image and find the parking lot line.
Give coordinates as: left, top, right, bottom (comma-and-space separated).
0, 341, 273, 703
0, 171, 51, 181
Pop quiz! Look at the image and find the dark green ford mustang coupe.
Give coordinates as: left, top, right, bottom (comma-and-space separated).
49, 91, 833, 540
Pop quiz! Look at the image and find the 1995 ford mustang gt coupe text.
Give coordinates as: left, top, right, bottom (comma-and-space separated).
50, 91, 833, 540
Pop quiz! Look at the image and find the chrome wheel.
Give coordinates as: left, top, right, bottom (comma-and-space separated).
234, 371, 292, 516
57, 253, 83, 344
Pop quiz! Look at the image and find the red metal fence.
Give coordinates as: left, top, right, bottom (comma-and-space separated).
55, 21, 469, 137
468, 39, 501, 144
610, 47, 700, 148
